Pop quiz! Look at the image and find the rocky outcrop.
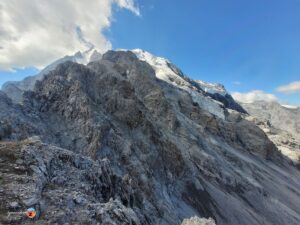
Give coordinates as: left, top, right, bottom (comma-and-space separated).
0, 138, 141, 225
181, 217, 216, 225
0, 50, 300, 225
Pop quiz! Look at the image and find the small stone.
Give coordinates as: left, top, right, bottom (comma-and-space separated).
181, 216, 216, 225
16, 159, 23, 165
74, 195, 87, 205
9, 201, 20, 209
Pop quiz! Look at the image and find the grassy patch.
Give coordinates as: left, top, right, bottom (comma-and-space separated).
0, 142, 22, 162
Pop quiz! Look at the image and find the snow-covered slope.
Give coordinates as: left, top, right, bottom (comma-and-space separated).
129, 49, 248, 118
195, 80, 227, 96
130, 49, 236, 119
282, 104, 299, 109
131, 49, 190, 87
74, 48, 102, 65
131, 49, 229, 95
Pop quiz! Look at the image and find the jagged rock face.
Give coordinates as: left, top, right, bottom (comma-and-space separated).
0, 138, 141, 225
0, 51, 300, 225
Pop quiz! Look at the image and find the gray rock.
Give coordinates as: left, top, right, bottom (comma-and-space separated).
0, 50, 299, 225
73, 194, 87, 205
181, 217, 216, 225
16, 159, 23, 165
9, 201, 19, 209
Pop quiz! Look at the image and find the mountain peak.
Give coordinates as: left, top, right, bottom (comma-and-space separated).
1, 49, 246, 116
72, 47, 102, 65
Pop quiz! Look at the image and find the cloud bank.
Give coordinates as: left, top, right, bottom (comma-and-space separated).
0, 0, 139, 70
232, 90, 278, 104
276, 81, 300, 94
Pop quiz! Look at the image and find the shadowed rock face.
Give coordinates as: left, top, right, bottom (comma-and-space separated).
0, 51, 300, 225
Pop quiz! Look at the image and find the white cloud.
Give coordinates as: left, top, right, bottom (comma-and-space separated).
231, 90, 278, 104
276, 81, 300, 94
0, 0, 139, 70
116, 0, 140, 15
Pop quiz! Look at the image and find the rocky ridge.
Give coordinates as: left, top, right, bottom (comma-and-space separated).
1, 48, 102, 103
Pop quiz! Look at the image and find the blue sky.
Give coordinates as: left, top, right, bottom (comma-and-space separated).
1, 0, 300, 105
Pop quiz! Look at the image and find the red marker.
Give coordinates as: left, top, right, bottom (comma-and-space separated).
25, 208, 36, 219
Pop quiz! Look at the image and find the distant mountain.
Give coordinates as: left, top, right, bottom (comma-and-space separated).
0, 50, 299, 225
240, 101, 300, 166
241, 101, 300, 139
1, 48, 102, 103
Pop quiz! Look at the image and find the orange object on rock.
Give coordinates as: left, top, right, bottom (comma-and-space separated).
25, 208, 36, 219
